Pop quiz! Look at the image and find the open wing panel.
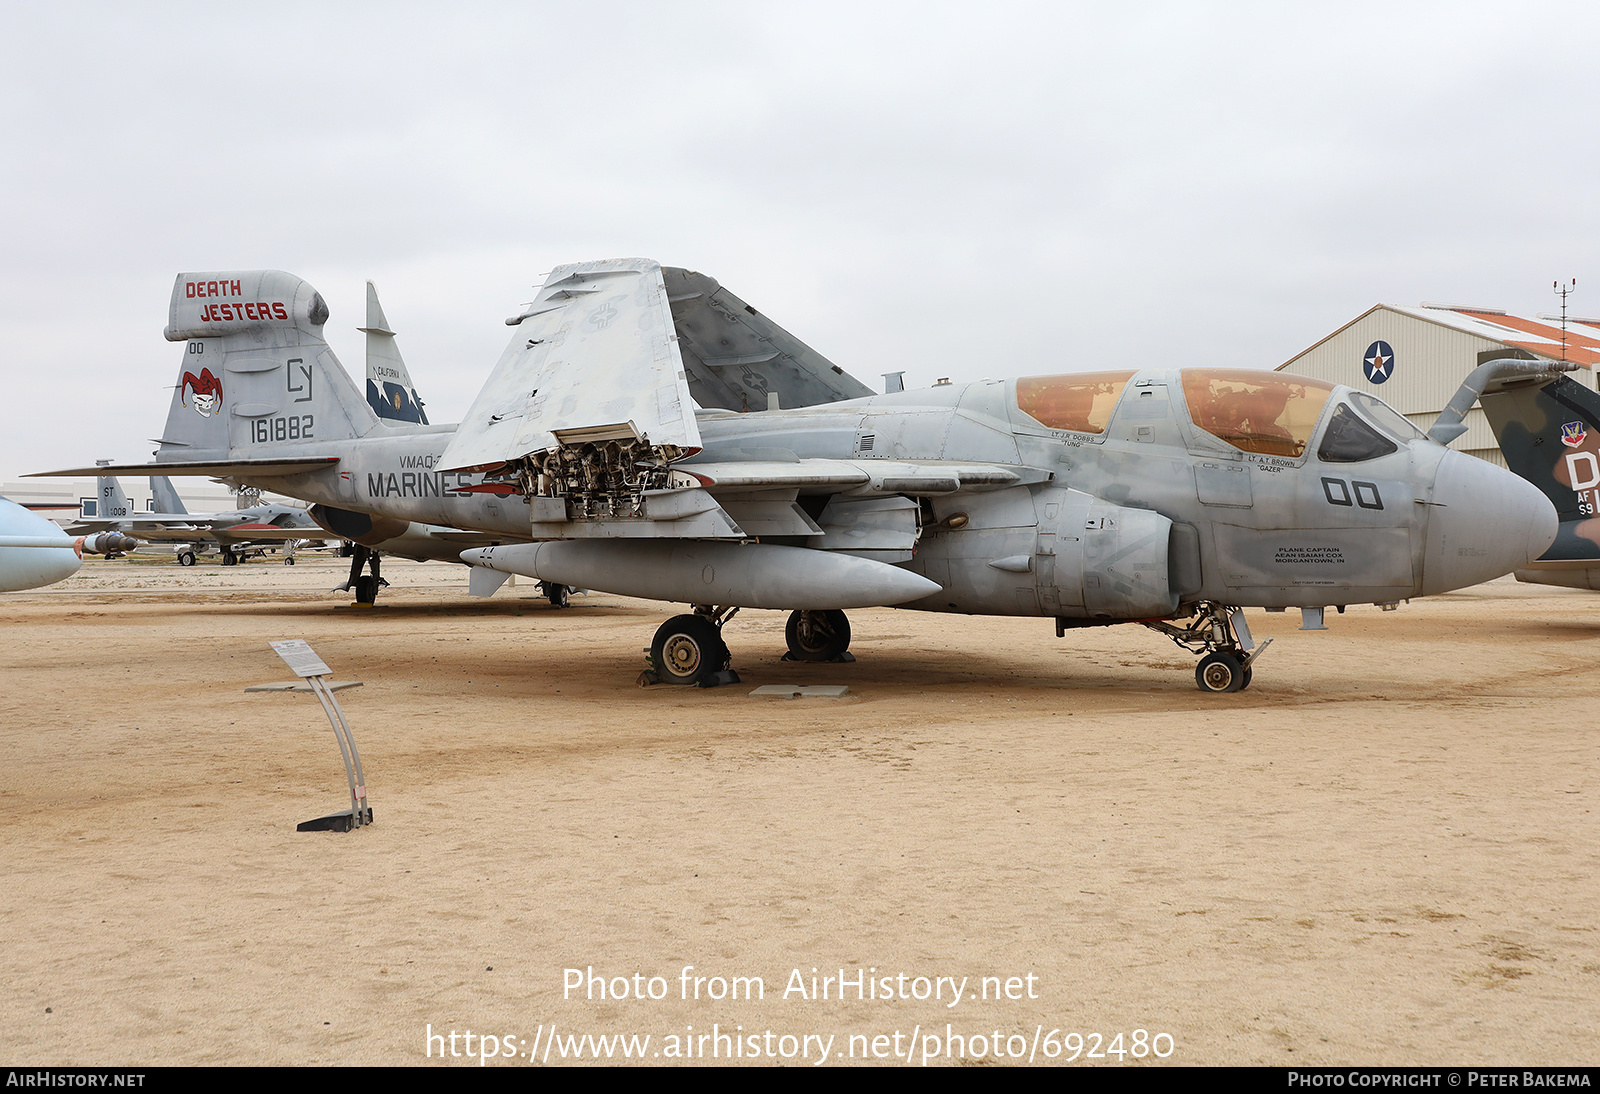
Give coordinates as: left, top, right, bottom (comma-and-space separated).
439, 259, 699, 473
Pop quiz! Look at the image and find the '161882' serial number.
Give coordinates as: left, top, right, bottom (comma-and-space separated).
251, 415, 314, 443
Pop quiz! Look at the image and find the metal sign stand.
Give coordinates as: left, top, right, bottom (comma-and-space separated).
246, 639, 371, 832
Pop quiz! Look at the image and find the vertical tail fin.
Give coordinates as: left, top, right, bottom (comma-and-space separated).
148, 477, 189, 516
156, 271, 379, 464
94, 471, 131, 520
361, 282, 429, 425
1480, 374, 1600, 525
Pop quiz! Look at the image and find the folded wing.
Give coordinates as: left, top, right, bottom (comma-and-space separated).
440, 258, 699, 474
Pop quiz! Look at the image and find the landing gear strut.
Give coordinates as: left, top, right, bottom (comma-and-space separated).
336, 544, 389, 605
1140, 601, 1270, 693
783, 609, 855, 662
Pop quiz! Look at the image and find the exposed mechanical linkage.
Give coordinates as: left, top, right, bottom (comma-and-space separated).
335, 543, 389, 605
1137, 600, 1272, 693
491, 440, 687, 519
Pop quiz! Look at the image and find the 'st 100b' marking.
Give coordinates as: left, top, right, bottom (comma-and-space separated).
1321, 476, 1383, 510
252, 415, 314, 443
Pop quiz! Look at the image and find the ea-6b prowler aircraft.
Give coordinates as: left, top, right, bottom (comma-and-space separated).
38, 261, 1557, 691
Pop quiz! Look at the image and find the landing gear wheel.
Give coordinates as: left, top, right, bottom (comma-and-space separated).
650, 615, 729, 686
354, 575, 379, 605
540, 581, 570, 609
1196, 651, 1246, 693
785, 609, 852, 661
177, 551, 196, 567
283, 556, 295, 566
220, 550, 238, 567
1240, 665, 1253, 690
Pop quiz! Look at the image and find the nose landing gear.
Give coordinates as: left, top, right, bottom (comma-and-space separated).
1140, 601, 1270, 693
1195, 650, 1251, 693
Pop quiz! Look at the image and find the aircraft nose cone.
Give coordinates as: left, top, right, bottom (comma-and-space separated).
1421, 449, 1558, 595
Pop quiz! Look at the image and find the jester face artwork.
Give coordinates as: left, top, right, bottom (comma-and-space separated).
181, 368, 223, 417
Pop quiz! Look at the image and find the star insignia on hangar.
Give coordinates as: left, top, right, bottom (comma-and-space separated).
1362, 340, 1395, 384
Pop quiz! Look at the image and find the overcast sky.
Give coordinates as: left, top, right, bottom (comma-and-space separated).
3, 1, 1597, 481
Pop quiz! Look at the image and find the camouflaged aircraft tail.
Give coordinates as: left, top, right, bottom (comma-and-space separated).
154, 271, 380, 463
1480, 374, 1600, 528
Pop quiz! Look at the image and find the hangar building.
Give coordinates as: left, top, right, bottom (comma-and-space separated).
1278, 303, 1600, 467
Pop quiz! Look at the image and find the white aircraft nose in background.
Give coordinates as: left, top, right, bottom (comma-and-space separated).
0, 495, 81, 591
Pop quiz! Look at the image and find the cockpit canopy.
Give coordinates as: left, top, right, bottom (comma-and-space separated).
1181, 369, 1335, 458
1015, 370, 1137, 434
1015, 367, 1424, 463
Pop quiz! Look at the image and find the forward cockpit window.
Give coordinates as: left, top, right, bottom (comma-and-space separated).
1016, 370, 1137, 434
1317, 403, 1398, 463
1180, 370, 1334, 458
1350, 391, 1428, 443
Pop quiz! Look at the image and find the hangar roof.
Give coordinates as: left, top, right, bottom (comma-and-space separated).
1289, 302, 1600, 368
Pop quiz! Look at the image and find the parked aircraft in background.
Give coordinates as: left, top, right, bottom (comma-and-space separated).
64, 473, 325, 565
1479, 365, 1600, 591
34, 262, 1555, 691
0, 495, 138, 591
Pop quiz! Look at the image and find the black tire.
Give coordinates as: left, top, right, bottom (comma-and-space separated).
541, 581, 570, 609
785, 609, 851, 662
1195, 651, 1246, 693
650, 615, 729, 686
177, 551, 195, 567
283, 556, 296, 566
220, 551, 237, 567
354, 575, 379, 604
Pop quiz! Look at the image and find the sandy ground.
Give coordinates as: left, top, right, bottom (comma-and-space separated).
0, 555, 1595, 1067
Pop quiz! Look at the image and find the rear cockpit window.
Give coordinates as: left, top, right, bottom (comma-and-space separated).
1318, 403, 1398, 463
1015, 370, 1136, 434
1181, 369, 1334, 458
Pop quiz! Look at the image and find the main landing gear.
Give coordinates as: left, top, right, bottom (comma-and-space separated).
538, 581, 570, 609
783, 609, 855, 663
643, 607, 859, 687
1139, 601, 1272, 693
335, 543, 389, 605
648, 607, 738, 687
